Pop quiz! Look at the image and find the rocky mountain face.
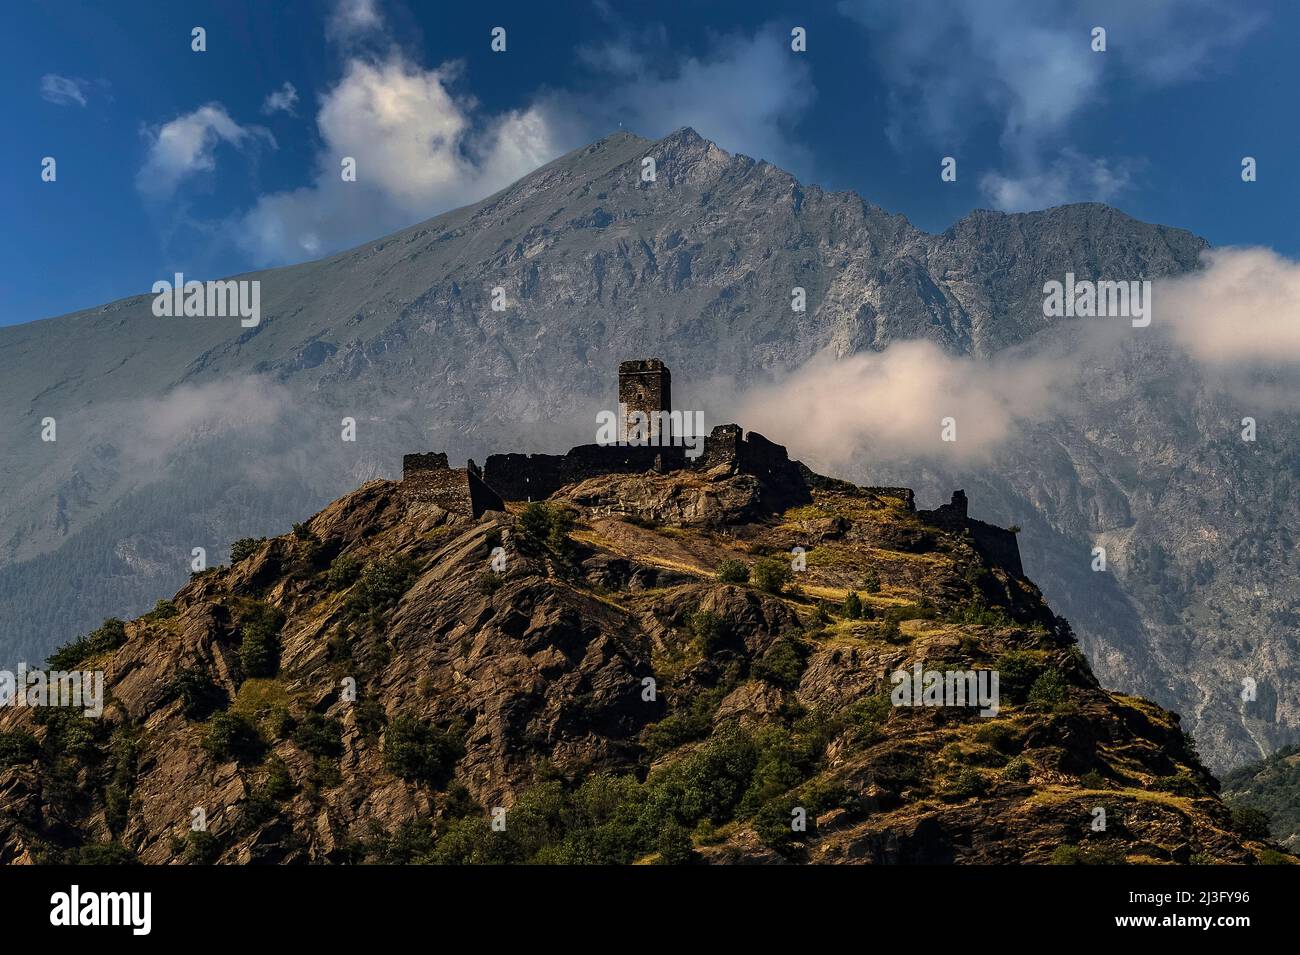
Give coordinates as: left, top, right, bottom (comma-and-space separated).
0, 455, 1282, 865
0, 127, 1294, 773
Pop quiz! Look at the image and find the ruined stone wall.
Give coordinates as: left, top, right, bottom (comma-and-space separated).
919, 491, 1023, 576
696, 424, 810, 510
401, 453, 503, 517
482, 443, 687, 502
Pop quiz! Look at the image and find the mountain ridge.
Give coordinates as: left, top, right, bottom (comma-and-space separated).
0, 126, 1292, 776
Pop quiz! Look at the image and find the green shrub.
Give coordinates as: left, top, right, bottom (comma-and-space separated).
229, 537, 264, 564
655, 823, 697, 864
262, 755, 296, 802
846, 695, 891, 746
477, 571, 504, 597
77, 842, 139, 865
184, 829, 223, 865
862, 569, 881, 594
751, 557, 791, 595
643, 690, 725, 755
716, 560, 750, 584
1051, 842, 1127, 865
202, 712, 265, 764
292, 521, 314, 541
517, 502, 576, 557
1257, 848, 1298, 865
688, 611, 726, 653
292, 713, 343, 759
382, 715, 464, 785
953, 598, 1015, 627
238, 603, 286, 678
347, 558, 415, 618
143, 599, 178, 621
1027, 669, 1069, 708
1150, 773, 1202, 797
47, 618, 127, 670
1229, 804, 1272, 840
40, 710, 101, 759
754, 799, 807, 850
995, 650, 1043, 704
942, 767, 988, 801
973, 721, 1020, 753
1001, 756, 1032, 781
170, 667, 227, 720
752, 636, 807, 689
326, 553, 362, 590
1079, 769, 1108, 790
0, 730, 39, 767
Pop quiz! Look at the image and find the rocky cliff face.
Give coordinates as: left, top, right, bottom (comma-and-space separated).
0, 127, 1293, 774
0, 460, 1282, 865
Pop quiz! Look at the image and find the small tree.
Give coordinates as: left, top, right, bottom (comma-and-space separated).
238, 603, 285, 678
230, 537, 264, 564
862, 569, 881, 594
843, 591, 863, 620
751, 557, 791, 595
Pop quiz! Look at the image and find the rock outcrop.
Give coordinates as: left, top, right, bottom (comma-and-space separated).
0, 460, 1287, 865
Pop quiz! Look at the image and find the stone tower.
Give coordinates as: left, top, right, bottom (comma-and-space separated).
618, 358, 671, 442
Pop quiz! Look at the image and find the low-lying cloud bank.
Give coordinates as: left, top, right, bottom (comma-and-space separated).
735, 246, 1300, 466
1158, 247, 1300, 364
734, 340, 1069, 467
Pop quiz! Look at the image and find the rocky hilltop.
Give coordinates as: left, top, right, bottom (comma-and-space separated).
0, 416, 1285, 864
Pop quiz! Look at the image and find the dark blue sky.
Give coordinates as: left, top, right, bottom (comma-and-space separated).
3, 0, 1296, 325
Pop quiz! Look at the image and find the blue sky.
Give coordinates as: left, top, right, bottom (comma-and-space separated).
3, 0, 1296, 325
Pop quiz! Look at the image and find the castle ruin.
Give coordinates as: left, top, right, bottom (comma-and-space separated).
617, 358, 671, 442
399, 359, 1023, 577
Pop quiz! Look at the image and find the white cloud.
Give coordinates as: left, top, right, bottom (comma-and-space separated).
136, 104, 275, 200
557, 23, 814, 174
261, 82, 299, 115
839, 0, 1262, 209
40, 74, 91, 107
981, 150, 1134, 212
734, 341, 1069, 467
328, 0, 384, 42
1158, 248, 1300, 364
237, 57, 559, 264
236, 21, 816, 265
